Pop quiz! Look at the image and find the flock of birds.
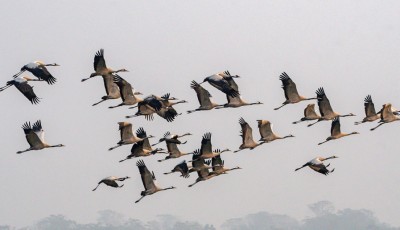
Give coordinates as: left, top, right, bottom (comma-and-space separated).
2, 49, 400, 203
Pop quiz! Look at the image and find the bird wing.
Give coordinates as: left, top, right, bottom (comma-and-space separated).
156, 106, 178, 122
309, 163, 330, 175
136, 160, 156, 191
316, 87, 334, 118
239, 117, 255, 145
136, 127, 152, 150
118, 122, 134, 140
102, 73, 120, 98
22, 122, 43, 147
279, 72, 300, 101
143, 95, 163, 111
175, 160, 189, 176
364, 95, 377, 117
211, 155, 223, 172
166, 142, 181, 157
130, 142, 144, 157
190, 80, 213, 107
94, 49, 107, 72
221, 71, 240, 92
113, 75, 136, 103
206, 74, 240, 97
13, 81, 40, 104
258, 120, 273, 140
304, 104, 319, 118
200, 133, 212, 155
27, 65, 57, 85
197, 168, 210, 178
32, 120, 45, 143
330, 117, 341, 136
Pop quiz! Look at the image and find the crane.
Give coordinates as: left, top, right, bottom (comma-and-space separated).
0, 76, 41, 104
187, 80, 222, 113
135, 160, 176, 203
295, 156, 338, 175
152, 131, 192, 146
308, 87, 355, 127
370, 103, 400, 131
92, 176, 130, 191
354, 95, 380, 125
17, 120, 65, 154
201, 70, 240, 97
91, 73, 121, 106
81, 49, 128, 82
257, 120, 294, 143
14, 61, 59, 84
234, 117, 265, 153
109, 122, 153, 151
274, 72, 316, 110
318, 117, 359, 145
292, 104, 321, 124
108, 75, 143, 109
164, 160, 190, 178
211, 155, 241, 175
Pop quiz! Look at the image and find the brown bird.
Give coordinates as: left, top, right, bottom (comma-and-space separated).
292, 104, 321, 124
354, 95, 380, 125
135, 160, 176, 203
274, 72, 316, 110
92, 176, 130, 191
257, 120, 294, 143
164, 160, 190, 178
187, 80, 222, 113
17, 120, 65, 154
109, 122, 153, 151
370, 103, 400, 131
234, 117, 265, 153
318, 117, 359, 145
81, 49, 128, 82
210, 155, 241, 175
308, 87, 355, 127
295, 156, 338, 175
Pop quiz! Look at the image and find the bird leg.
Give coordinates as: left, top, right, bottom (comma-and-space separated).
0, 85, 11, 91
13, 70, 25, 78
186, 109, 197, 114
108, 104, 123, 109
119, 158, 129, 163
370, 123, 384, 131
318, 139, 330, 145
109, 144, 122, 151
307, 119, 321, 127
354, 121, 364, 125
295, 165, 307, 171
16, 148, 33, 154
128, 105, 138, 109
135, 195, 146, 203
292, 119, 304, 124
274, 103, 287, 110
92, 99, 108, 106
188, 180, 200, 187
92, 183, 101, 191
326, 163, 331, 167
125, 114, 139, 118
233, 149, 244, 153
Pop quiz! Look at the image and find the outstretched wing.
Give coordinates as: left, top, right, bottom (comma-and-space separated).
200, 132, 212, 155
190, 80, 213, 107
279, 72, 300, 101
364, 95, 377, 117
330, 117, 341, 136
136, 160, 156, 191
316, 87, 334, 118
94, 49, 107, 72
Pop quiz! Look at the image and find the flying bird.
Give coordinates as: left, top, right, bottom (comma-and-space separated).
152, 131, 192, 146
158, 136, 194, 162
234, 117, 265, 153
292, 104, 321, 124
109, 122, 153, 151
354, 95, 380, 125
135, 160, 176, 203
370, 103, 400, 131
187, 80, 222, 113
92, 176, 130, 191
274, 72, 316, 110
211, 155, 241, 175
108, 75, 143, 109
190, 133, 230, 161
308, 87, 355, 127
81, 49, 128, 82
318, 117, 359, 145
14, 61, 59, 84
119, 128, 164, 162
257, 120, 294, 143
125, 95, 163, 120
164, 160, 190, 178
201, 71, 240, 97
295, 156, 338, 175
91, 73, 121, 106
17, 120, 65, 154
0, 76, 41, 104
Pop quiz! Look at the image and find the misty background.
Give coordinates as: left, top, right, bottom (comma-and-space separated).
1, 0, 400, 229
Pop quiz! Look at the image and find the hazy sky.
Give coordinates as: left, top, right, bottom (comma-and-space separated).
1, 0, 400, 228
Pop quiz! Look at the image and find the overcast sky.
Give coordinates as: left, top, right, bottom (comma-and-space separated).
1, 0, 400, 228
